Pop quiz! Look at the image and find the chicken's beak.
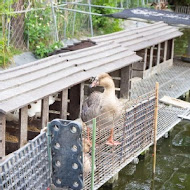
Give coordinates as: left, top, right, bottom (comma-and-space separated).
90, 78, 99, 88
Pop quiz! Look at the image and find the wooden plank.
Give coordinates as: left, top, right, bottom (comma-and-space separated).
0, 113, 6, 159
0, 50, 134, 103
60, 89, 68, 119
171, 39, 175, 60
143, 48, 148, 71
160, 96, 190, 108
79, 82, 85, 117
164, 41, 168, 62
92, 22, 167, 43
149, 46, 154, 69
0, 54, 141, 113
120, 65, 132, 99
157, 43, 161, 66
19, 106, 28, 147
122, 27, 178, 47
128, 31, 182, 51
41, 96, 49, 129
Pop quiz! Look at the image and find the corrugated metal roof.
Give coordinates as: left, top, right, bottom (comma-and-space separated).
0, 41, 142, 113
90, 22, 183, 51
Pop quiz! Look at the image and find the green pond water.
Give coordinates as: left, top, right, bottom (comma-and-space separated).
101, 29, 190, 190
101, 121, 190, 190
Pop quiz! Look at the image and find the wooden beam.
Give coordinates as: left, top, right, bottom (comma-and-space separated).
149, 46, 154, 69
157, 43, 161, 66
171, 39, 175, 60
19, 106, 28, 147
41, 96, 49, 129
164, 41, 168, 62
143, 48, 148, 71
120, 65, 132, 99
60, 89, 68, 119
0, 113, 6, 159
79, 83, 85, 117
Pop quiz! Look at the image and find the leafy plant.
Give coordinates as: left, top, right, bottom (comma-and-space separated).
24, 3, 63, 58
0, 0, 19, 67
35, 41, 63, 58
92, 0, 123, 35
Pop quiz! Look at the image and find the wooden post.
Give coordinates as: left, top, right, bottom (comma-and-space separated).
80, 83, 85, 116
60, 89, 68, 119
149, 46, 154, 69
41, 97, 49, 129
157, 43, 161, 66
0, 113, 6, 159
171, 39, 175, 60
164, 41, 168, 62
143, 48, 148, 71
153, 82, 159, 174
19, 106, 28, 147
120, 65, 132, 99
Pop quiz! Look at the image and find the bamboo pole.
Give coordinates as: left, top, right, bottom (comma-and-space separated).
91, 118, 96, 190
153, 82, 159, 174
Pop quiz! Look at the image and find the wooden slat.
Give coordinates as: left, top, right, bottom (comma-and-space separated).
171, 39, 175, 60
120, 65, 132, 99
79, 83, 85, 117
122, 28, 179, 49
19, 106, 28, 147
164, 41, 168, 62
0, 54, 141, 113
41, 97, 49, 129
0, 113, 6, 159
129, 31, 182, 51
149, 46, 154, 69
157, 43, 161, 66
0, 50, 134, 103
91, 22, 166, 42
143, 48, 148, 71
60, 89, 68, 119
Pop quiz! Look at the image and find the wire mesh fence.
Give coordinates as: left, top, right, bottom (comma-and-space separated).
82, 89, 156, 190
0, 132, 51, 190
2, 0, 153, 52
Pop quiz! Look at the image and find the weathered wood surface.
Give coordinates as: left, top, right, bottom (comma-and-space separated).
0, 113, 6, 158
19, 106, 28, 147
120, 66, 132, 99
160, 96, 190, 108
60, 89, 68, 119
90, 22, 182, 51
0, 42, 141, 113
41, 97, 49, 129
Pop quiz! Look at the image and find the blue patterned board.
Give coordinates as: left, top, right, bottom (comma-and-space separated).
49, 119, 83, 190
0, 132, 50, 190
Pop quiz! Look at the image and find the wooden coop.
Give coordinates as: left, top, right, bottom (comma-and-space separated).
90, 21, 182, 79
0, 41, 142, 159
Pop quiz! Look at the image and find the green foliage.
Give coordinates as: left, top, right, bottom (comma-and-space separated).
35, 41, 63, 58
24, 3, 63, 58
0, 0, 19, 67
92, 0, 122, 35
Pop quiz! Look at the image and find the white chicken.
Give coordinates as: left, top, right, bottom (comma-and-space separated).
6, 93, 58, 122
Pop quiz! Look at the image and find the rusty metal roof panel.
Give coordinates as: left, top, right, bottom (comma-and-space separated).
0, 41, 142, 113
90, 22, 183, 51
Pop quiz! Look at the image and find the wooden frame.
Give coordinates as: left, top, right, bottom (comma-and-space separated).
19, 106, 28, 147
0, 113, 6, 159
41, 97, 49, 129
60, 89, 68, 119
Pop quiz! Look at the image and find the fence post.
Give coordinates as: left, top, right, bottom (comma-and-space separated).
88, 0, 94, 37
91, 118, 96, 190
153, 82, 159, 174
50, 0, 59, 41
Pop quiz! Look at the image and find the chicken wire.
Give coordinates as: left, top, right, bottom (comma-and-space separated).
0, 132, 51, 190
82, 93, 156, 190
